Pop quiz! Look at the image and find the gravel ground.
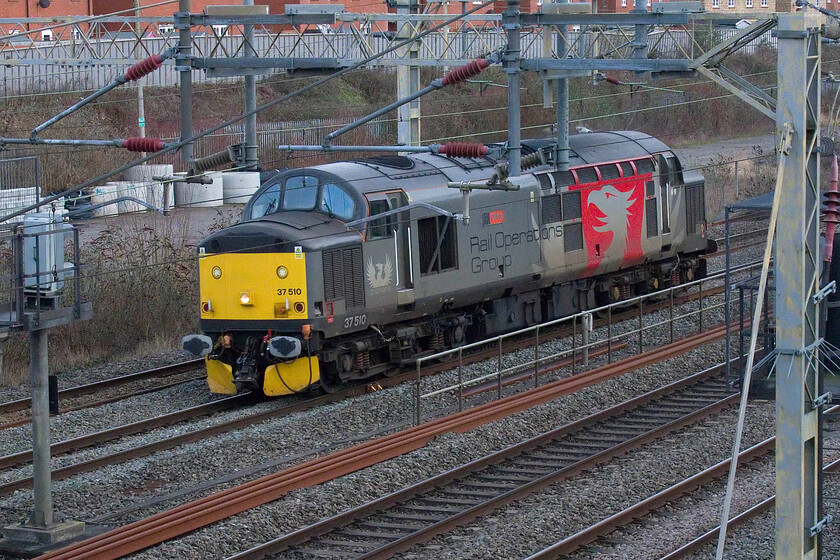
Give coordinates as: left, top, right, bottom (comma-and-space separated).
0, 370, 228, 459
670, 417, 840, 560
0, 250, 757, 560
0, 136, 776, 559
0, 350, 189, 403
395, 402, 775, 560
119, 333, 734, 559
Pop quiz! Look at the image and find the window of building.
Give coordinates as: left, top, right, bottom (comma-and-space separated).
418, 216, 458, 275
746, 0, 753, 7
728, 0, 735, 8
712, 0, 720, 7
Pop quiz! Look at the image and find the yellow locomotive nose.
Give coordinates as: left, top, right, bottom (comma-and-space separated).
198, 252, 308, 321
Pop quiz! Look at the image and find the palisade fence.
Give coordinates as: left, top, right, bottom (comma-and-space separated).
0, 157, 39, 222
0, 26, 777, 97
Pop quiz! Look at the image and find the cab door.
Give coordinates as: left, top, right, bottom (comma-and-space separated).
366, 191, 414, 306
657, 154, 676, 249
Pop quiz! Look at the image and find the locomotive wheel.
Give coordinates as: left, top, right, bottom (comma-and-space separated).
319, 362, 347, 393
339, 352, 355, 377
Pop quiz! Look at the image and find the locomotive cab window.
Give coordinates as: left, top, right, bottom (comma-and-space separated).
366, 199, 394, 240
418, 216, 457, 275
250, 183, 281, 219
283, 175, 319, 211
321, 183, 355, 221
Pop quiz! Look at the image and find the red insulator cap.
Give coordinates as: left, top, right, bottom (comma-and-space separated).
604, 75, 622, 85
439, 142, 488, 158
124, 54, 165, 82
122, 137, 165, 152
441, 58, 490, 86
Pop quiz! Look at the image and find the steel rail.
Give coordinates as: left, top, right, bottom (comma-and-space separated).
38, 324, 731, 560
225, 364, 740, 559
528, 405, 840, 560
701, 239, 765, 260
0, 395, 249, 472
0, 377, 206, 431
657, 455, 840, 559
523, 437, 776, 559
0, 359, 203, 418
0, 300, 709, 491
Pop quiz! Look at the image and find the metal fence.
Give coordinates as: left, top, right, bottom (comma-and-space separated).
412, 260, 765, 425
0, 26, 778, 97
0, 157, 40, 223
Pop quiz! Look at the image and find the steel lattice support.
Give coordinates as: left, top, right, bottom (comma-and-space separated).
774, 13, 824, 560
396, 0, 422, 147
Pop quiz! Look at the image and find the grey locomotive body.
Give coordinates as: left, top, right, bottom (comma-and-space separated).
188, 131, 711, 395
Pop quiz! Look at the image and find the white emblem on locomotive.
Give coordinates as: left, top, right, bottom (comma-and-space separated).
366, 254, 394, 289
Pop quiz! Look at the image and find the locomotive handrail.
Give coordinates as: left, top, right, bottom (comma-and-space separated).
344, 202, 459, 231
415, 260, 764, 418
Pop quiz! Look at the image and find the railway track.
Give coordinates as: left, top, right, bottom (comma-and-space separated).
702, 229, 768, 260
225, 364, 740, 560
38, 323, 732, 560
0, 359, 204, 430
524, 407, 839, 560
656, 462, 840, 560
0, 274, 733, 481
0, 274, 722, 440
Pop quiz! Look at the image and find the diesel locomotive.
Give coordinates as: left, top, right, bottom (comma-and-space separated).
183, 131, 712, 395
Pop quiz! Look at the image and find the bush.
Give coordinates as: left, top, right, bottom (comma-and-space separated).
0, 212, 230, 386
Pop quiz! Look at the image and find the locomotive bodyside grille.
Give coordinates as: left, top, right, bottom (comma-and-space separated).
345, 246, 365, 309
562, 191, 582, 221
552, 170, 575, 189
564, 222, 584, 252
323, 247, 365, 309
645, 198, 658, 238
685, 183, 705, 235
599, 164, 620, 180
541, 193, 562, 224
323, 249, 342, 300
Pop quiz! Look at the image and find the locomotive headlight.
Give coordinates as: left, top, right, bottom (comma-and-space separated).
276, 266, 288, 279
211, 266, 222, 279
239, 292, 253, 306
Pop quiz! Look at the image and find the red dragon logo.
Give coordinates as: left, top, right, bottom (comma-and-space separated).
575, 176, 647, 275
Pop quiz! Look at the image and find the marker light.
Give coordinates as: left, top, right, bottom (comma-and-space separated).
240, 292, 253, 306
294, 301, 305, 314
212, 266, 222, 279
277, 266, 288, 279
201, 300, 212, 313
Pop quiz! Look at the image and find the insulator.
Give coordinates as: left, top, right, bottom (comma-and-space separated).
521, 151, 544, 171
441, 58, 489, 86
122, 137, 164, 152
192, 148, 235, 173
438, 142, 488, 158
604, 75, 622, 85
124, 54, 165, 82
